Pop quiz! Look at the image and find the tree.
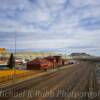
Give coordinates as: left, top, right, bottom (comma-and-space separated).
7, 53, 15, 69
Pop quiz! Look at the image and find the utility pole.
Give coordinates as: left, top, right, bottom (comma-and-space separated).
13, 31, 16, 81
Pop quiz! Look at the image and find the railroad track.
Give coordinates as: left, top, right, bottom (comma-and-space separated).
0, 62, 98, 100
86, 63, 98, 100
64, 62, 98, 100
65, 62, 98, 100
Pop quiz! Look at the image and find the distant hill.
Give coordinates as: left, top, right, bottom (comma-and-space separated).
70, 53, 91, 57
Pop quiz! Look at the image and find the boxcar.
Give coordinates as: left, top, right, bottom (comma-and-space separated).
27, 58, 53, 70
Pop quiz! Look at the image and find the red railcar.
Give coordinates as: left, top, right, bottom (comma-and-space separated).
45, 56, 57, 68
27, 58, 53, 70
45, 56, 63, 67
53, 56, 63, 67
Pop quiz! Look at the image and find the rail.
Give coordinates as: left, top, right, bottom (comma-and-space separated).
87, 63, 98, 100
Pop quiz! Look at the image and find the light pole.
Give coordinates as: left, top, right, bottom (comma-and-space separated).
13, 31, 16, 81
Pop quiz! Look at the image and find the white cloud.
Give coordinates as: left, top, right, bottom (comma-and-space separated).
0, 0, 100, 55
70, 0, 100, 8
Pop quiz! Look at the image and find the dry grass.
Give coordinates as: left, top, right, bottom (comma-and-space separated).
0, 70, 30, 77
0, 70, 41, 83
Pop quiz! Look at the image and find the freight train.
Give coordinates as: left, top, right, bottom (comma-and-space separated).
27, 56, 74, 70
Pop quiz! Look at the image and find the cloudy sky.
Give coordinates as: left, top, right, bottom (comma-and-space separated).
0, 0, 100, 55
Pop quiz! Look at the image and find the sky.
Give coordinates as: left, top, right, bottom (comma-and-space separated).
0, 0, 100, 55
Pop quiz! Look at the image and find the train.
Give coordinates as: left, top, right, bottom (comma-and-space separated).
27, 55, 74, 70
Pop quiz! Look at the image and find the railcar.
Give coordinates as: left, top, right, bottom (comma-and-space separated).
27, 58, 53, 70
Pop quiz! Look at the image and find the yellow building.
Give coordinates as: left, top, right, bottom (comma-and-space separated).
0, 48, 6, 53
